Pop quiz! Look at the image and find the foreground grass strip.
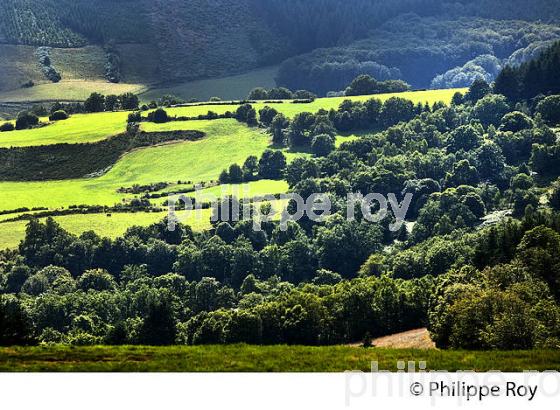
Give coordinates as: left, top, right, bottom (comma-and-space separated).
1, 345, 559, 372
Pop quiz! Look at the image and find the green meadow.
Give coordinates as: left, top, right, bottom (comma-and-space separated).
0, 120, 273, 210
166, 87, 464, 119
0, 111, 130, 148
0, 210, 211, 250
0, 197, 289, 249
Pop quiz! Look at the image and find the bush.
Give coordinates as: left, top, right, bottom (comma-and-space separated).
49, 110, 69, 121
472, 94, 510, 127
311, 134, 336, 157
150, 108, 170, 123
15, 112, 39, 130
248, 87, 269, 100
84, 93, 106, 113
235, 104, 258, 126
500, 111, 533, 132
0, 122, 15, 132
345, 74, 410, 96
127, 112, 142, 123
77, 269, 116, 292
550, 179, 560, 210
536, 95, 560, 125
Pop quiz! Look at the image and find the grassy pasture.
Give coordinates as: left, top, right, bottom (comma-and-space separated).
0, 210, 210, 250
165, 180, 289, 205
0, 89, 462, 248
106, 120, 272, 186
0, 111, 130, 148
0, 120, 273, 211
165, 87, 465, 120
257, 88, 464, 118
1, 345, 559, 372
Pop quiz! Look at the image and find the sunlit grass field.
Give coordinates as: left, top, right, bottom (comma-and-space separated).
0, 120, 273, 210
0, 210, 212, 250
166, 88, 464, 120
166, 179, 290, 203
0, 111, 130, 148
0, 197, 288, 249
0, 88, 464, 148
1, 345, 558, 372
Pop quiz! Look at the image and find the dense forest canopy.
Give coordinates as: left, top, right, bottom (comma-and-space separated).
276, 16, 560, 94
495, 40, 560, 101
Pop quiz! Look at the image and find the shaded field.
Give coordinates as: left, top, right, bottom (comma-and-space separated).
0, 80, 147, 104
141, 66, 279, 102
0, 345, 558, 372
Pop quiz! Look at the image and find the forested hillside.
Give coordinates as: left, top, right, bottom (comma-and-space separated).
277, 16, 560, 94
2, 0, 560, 96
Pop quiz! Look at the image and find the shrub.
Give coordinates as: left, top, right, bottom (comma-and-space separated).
150, 108, 170, 123
472, 94, 510, 127
49, 110, 69, 121
500, 111, 533, 132
84, 93, 106, 113
311, 134, 336, 157
15, 112, 39, 130
0, 122, 15, 132
248, 87, 269, 100
536, 95, 560, 125
77, 269, 116, 292
128, 111, 142, 123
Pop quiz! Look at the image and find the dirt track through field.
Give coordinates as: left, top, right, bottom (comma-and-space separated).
351, 328, 436, 349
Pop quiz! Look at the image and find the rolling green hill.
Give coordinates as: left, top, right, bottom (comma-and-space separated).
0, 119, 272, 210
